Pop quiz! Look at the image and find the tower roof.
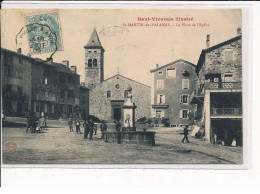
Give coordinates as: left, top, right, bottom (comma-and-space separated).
84, 28, 104, 50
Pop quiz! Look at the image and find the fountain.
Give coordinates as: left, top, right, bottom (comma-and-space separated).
103, 86, 155, 146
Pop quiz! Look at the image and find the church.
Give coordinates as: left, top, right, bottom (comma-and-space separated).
84, 29, 151, 122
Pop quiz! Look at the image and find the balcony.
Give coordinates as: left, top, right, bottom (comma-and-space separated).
56, 96, 78, 105
151, 104, 169, 109
36, 94, 56, 102
190, 87, 204, 104
205, 82, 242, 91
210, 108, 242, 117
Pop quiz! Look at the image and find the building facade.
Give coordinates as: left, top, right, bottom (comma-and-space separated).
1, 48, 82, 119
190, 29, 242, 146
1, 48, 32, 117
89, 74, 151, 121
150, 59, 196, 127
79, 83, 90, 120
85, 29, 151, 122
84, 28, 105, 89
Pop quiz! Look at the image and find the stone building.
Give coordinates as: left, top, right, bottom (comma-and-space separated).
85, 29, 151, 121
150, 59, 196, 127
1, 47, 82, 119
89, 74, 151, 121
31, 58, 81, 119
79, 83, 90, 120
1, 48, 32, 117
190, 28, 242, 146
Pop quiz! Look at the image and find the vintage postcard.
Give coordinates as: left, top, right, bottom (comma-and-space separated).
1, 8, 246, 166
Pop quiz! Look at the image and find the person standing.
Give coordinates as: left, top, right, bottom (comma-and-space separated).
26, 112, 32, 133
89, 119, 94, 139
68, 118, 73, 132
182, 126, 190, 143
31, 115, 37, 133
100, 121, 107, 139
75, 119, 81, 134
83, 120, 90, 139
115, 120, 121, 132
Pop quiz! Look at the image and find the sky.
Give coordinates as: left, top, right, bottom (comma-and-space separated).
1, 9, 242, 87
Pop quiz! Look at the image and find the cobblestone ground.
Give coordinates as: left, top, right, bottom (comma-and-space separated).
2, 118, 243, 164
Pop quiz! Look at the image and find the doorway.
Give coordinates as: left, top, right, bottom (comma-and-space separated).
114, 108, 121, 121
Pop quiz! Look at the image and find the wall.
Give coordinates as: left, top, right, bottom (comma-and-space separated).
152, 60, 196, 126
197, 38, 242, 87
1, 49, 32, 116
84, 48, 104, 88
89, 74, 151, 121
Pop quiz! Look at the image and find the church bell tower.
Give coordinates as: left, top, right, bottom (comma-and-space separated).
84, 28, 105, 88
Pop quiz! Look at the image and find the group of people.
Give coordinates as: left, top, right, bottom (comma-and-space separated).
68, 118, 107, 140
26, 112, 46, 133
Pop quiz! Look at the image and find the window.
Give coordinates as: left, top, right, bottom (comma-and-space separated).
4, 55, 13, 66
93, 59, 98, 67
157, 94, 165, 104
225, 50, 233, 64
224, 74, 233, 82
157, 79, 164, 89
180, 95, 189, 104
158, 71, 163, 75
180, 109, 189, 119
88, 51, 92, 53
15, 71, 23, 79
156, 110, 164, 118
115, 84, 120, 89
52, 105, 55, 114
19, 57, 23, 64
44, 78, 48, 85
88, 59, 92, 67
17, 86, 22, 94
167, 68, 176, 78
7, 68, 11, 77
124, 90, 128, 98
107, 90, 111, 98
182, 79, 189, 89
44, 104, 48, 113
45, 91, 48, 97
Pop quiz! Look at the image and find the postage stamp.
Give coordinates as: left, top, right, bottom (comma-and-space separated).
25, 12, 63, 54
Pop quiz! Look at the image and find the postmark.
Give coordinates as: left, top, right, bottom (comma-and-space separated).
99, 26, 129, 37
114, 44, 139, 52
6, 141, 17, 152
25, 12, 63, 54
16, 23, 58, 57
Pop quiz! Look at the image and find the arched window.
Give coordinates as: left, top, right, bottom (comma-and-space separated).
93, 59, 97, 67
107, 90, 111, 98
88, 59, 92, 67
124, 90, 128, 98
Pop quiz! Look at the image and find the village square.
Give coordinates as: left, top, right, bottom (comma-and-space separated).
1, 10, 243, 164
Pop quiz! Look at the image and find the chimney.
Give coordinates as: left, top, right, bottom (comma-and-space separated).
61, 60, 69, 67
70, 66, 77, 73
156, 64, 159, 68
237, 27, 241, 36
46, 58, 53, 65
206, 35, 210, 48
17, 48, 22, 54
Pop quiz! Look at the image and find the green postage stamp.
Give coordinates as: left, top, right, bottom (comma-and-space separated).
26, 12, 63, 54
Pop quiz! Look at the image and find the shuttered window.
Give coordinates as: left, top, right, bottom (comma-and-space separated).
182, 79, 189, 89
157, 94, 165, 104
157, 80, 164, 89
180, 95, 190, 104
180, 109, 189, 119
